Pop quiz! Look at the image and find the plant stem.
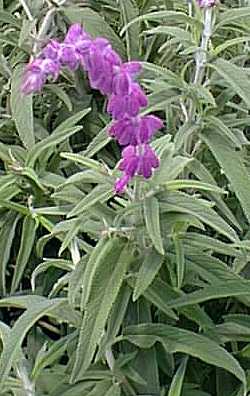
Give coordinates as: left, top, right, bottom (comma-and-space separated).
33, 7, 56, 54
184, 7, 213, 156
193, 7, 213, 85
19, 0, 34, 21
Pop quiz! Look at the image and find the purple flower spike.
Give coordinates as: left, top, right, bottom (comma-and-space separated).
21, 23, 163, 194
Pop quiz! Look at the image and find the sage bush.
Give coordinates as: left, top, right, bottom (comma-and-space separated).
0, 0, 250, 395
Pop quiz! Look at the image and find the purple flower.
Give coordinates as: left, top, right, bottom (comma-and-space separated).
112, 62, 142, 96
21, 58, 60, 94
64, 24, 86, 44
107, 83, 148, 119
42, 39, 61, 61
114, 175, 131, 194
83, 37, 122, 95
109, 115, 163, 146
197, 0, 216, 7
115, 144, 159, 193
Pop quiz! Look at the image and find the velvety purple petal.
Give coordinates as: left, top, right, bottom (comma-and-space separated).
123, 61, 142, 76
42, 40, 61, 61
113, 71, 132, 95
60, 45, 79, 70
64, 24, 84, 43
21, 70, 45, 94
43, 59, 60, 79
115, 175, 130, 194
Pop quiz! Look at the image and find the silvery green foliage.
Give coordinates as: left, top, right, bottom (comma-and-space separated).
0, 0, 250, 395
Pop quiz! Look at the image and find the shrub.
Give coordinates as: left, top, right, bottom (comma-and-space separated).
0, 0, 250, 395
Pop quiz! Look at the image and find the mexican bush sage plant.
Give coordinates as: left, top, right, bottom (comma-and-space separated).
1, 0, 250, 395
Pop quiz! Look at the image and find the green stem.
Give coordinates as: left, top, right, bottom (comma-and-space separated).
184, 7, 213, 156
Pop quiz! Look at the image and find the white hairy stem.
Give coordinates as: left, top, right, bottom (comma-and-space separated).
19, 0, 34, 21
193, 7, 213, 85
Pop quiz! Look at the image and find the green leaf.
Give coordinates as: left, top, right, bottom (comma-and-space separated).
212, 58, 250, 109
31, 259, 74, 291
164, 179, 225, 194
0, 11, 21, 27
141, 277, 212, 328
188, 158, 241, 231
86, 381, 112, 396
120, 11, 198, 36
45, 85, 73, 111
11, 215, 37, 293
0, 212, 20, 295
123, 323, 246, 387
63, 7, 126, 57
10, 65, 34, 149
81, 237, 122, 309
201, 128, 250, 224
26, 109, 90, 167
166, 280, 250, 309
168, 357, 188, 396
105, 384, 121, 396
133, 248, 164, 301
83, 125, 111, 158
71, 240, 134, 380
67, 184, 113, 218
119, 0, 140, 60
152, 156, 192, 185
173, 236, 185, 289
146, 26, 193, 44
216, 7, 250, 28
161, 192, 239, 242
144, 197, 164, 255
31, 334, 74, 380
60, 152, 106, 174
0, 298, 64, 387
213, 36, 250, 56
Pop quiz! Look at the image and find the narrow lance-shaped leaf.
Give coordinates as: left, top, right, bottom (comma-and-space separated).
71, 239, 134, 381
11, 215, 37, 293
119, 0, 140, 60
10, 65, 34, 149
123, 323, 246, 387
144, 197, 164, 255
168, 357, 188, 396
133, 248, 164, 301
211, 58, 250, 108
173, 236, 185, 289
26, 109, 90, 167
0, 212, 20, 295
201, 129, 250, 224
166, 280, 250, 309
0, 298, 64, 387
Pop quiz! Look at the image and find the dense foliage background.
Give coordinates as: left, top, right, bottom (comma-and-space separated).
1, 0, 250, 395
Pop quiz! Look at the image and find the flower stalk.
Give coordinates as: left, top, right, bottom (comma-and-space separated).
193, 6, 213, 85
